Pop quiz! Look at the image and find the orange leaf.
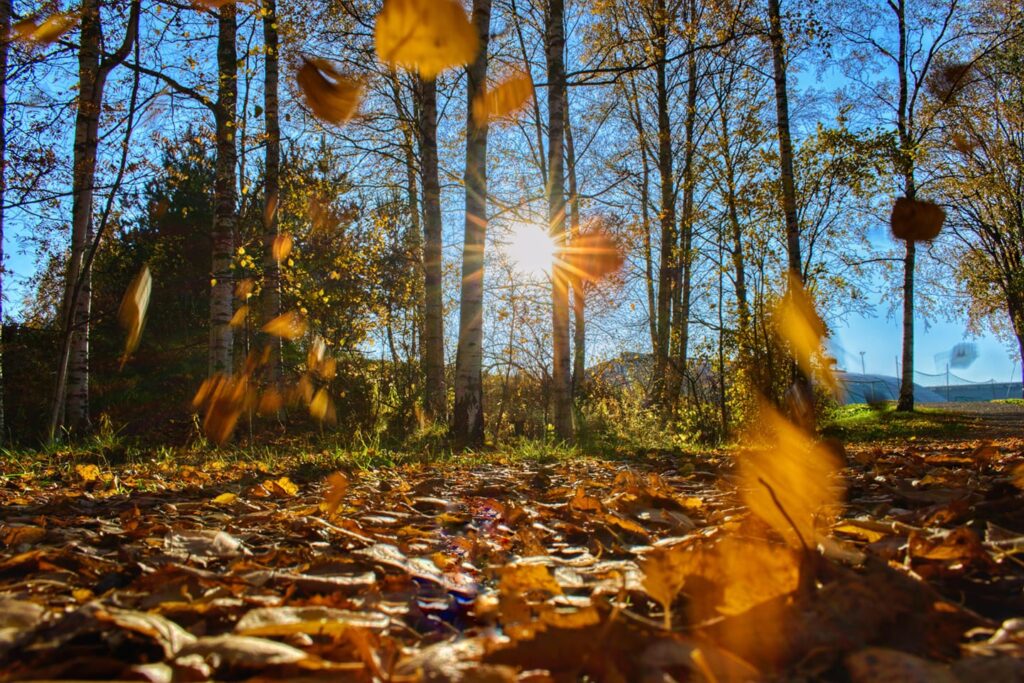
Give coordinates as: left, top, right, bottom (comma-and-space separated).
472, 72, 533, 125
262, 311, 308, 340
272, 233, 293, 262
296, 58, 363, 125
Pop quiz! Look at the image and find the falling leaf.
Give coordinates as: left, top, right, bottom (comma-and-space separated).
13, 12, 78, 45
229, 305, 249, 328
890, 197, 945, 241
296, 58, 363, 125
739, 401, 844, 548
322, 472, 349, 516
309, 388, 335, 423
472, 72, 533, 125
271, 233, 293, 262
118, 265, 152, 368
561, 226, 624, 285
262, 311, 308, 340
257, 389, 283, 416
235, 278, 255, 299
775, 272, 837, 396
374, 0, 478, 79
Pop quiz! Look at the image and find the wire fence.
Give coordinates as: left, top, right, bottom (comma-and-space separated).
837, 372, 1022, 404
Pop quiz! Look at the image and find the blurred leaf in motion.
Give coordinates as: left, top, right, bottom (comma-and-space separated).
262, 311, 307, 340
472, 72, 533, 125
13, 12, 77, 45
296, 58, 363, 125
890, 197, 945, 241
374, 0, 478, 79
118, 265, 153, 368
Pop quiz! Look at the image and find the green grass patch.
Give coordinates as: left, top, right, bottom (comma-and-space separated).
992, 398, 1024, 406
820, 403, 972, 443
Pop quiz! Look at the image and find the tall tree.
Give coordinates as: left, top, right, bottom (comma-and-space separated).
546, 0, 572, 440
50, 0, 139, 436
209, 3, 238, 375
262, 0, 282, 389
0, 0, 8, 440
418, 75, 446, 423
453, 0, 492, 446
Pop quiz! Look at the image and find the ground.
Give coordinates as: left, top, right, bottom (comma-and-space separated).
0, 404, 1023, 681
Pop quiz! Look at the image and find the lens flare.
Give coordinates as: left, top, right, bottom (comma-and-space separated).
502, 224, 558, 278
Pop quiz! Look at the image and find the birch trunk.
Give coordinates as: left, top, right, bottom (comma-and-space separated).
210, 4, 238, 375
262, 0, 281, 389
453, 0, 492, 446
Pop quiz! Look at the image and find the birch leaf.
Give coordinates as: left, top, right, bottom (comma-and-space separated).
374, 0, 478, 79
472, 72, 533, 125
296, 58, 363, 125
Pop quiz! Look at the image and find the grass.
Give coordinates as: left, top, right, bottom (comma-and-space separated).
992, 398, 1024, 406
820, 403, 973, 443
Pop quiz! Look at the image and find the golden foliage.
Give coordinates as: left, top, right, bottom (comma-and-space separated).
472, 72, 533, 125
117, 265, 152, 368
229, 305, 249, 328
296, 58, 363, 126
374, 0, 478, 79
309, 388, 336, 424
322, 472, 349, 516
261, 311, 308, 340
739, 402, 844, 548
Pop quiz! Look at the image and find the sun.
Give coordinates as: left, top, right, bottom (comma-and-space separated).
502, 224, 558, 278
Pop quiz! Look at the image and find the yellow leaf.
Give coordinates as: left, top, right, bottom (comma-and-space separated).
374, 0, 478, 79
776, 273, 837, 396
271, 233, 293, 262
212, 492, 238, 505
257, 389, 283, 416
322, 472, 349, 516
309, 388, 335, 423
235, 278, 255, 299
296, 59, 363, 125
76, 464, 101, 483
472, 72, 533, 125
229, 305, 249, 328
117, 265, 152, 368
261, 311, 308, 340
739, 401, 844, 548
14, 12, 77, 45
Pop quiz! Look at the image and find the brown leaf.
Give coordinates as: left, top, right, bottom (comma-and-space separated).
374, 0, 478, 79
229, 305, 248, 328
176, 634, 315, 669
323, 472, 349, 516
891, 197, 945, 241
235, 606, 388, 636
296, 58, 363, 125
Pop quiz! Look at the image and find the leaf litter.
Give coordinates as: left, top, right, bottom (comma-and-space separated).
0, 420, 1023, 680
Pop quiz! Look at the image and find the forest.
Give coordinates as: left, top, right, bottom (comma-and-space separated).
0, 0, 1023, 680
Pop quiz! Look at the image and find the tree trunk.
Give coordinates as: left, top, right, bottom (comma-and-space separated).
453, 0, 492, 446
418, 76, 446, 423
668, 14, 698, 407
653, 0, 676, 409
767, 0, 802, 280
210, 4, 238, 376
893, 0, 917, 412
261, 0, 281, 390
546, 0, 572, 441
0, 0, 8, 440
566, 107, 584, 395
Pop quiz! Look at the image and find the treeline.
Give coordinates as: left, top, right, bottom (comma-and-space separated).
1, 0, 1022, 448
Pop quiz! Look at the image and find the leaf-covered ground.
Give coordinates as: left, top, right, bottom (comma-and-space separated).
1, 406, 1023, 681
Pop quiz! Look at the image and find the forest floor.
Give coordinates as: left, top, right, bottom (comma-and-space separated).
0, 404, 1023, 681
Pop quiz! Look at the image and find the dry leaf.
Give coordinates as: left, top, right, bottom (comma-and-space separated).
472, 72, 533, 125
13, 12, 77, 44
262, 311, 308, 340
309, 388, 336, 423
257, 389, 283, 416
271, 233, 293, 262
235, 278, 255, 299
739, 401, 844, 548
323, 472, 349, 516
775, 272, 837, 397
76, 463, 101, 483
229, 305, 249, 328
296, 58, 363, 125
890, 197, 945, 241
374, 0, 478, 79
118, 265, 152, 368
